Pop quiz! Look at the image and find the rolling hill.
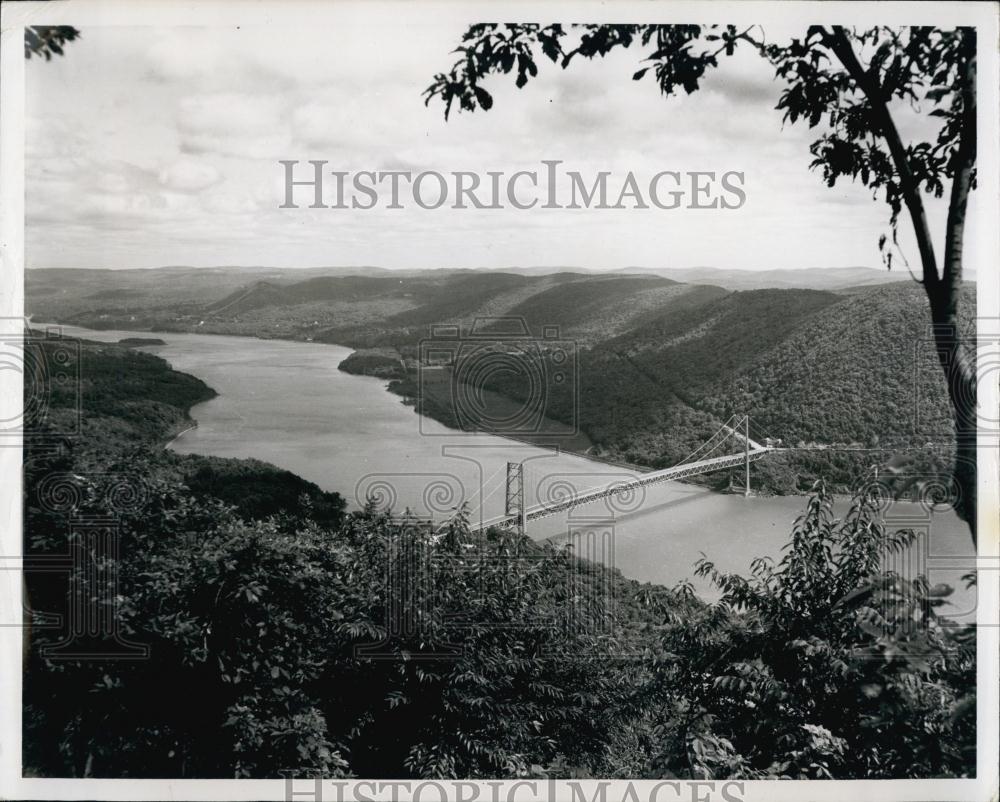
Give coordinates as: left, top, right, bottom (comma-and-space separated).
24, 264, 973, 494
567, 283, 971, 490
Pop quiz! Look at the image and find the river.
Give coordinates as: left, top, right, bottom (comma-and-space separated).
57, 325, 977, 613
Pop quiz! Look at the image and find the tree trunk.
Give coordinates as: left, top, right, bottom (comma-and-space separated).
928, 306, 977, 542
933, 28, 977, 544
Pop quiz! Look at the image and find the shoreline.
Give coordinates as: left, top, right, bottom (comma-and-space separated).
163, 421, 198, 450
48, 321, 870, 501
47, 320, 777, 498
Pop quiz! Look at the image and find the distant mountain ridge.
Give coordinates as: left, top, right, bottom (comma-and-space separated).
28, 263, 921, 292
635, 266, 912, 291
27, 264, 971, 352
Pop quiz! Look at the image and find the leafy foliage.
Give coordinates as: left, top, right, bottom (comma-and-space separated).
25, 26, 80, 60
662, 482, 976, 779
183, 457, 346, 529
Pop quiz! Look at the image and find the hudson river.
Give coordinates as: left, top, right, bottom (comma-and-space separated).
59, 325, 976, 611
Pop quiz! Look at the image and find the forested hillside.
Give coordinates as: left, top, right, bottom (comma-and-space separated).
560, 283, 973, 491
337, 281, 972, 495
702, 283, 971, 447
23, 332, 977, 779
26, 332, 347, 523
568, 288, 844, 467
26, 267, 973, 494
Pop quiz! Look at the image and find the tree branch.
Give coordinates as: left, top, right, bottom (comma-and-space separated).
826, 27, 940, 289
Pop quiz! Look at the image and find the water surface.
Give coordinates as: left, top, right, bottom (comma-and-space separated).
59, 325, 976, 613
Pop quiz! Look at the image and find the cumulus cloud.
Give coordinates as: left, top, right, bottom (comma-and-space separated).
146, 33, 223, 82
23, 20, 962, 271
159, 159, 221, 192
176, 92, 292, 157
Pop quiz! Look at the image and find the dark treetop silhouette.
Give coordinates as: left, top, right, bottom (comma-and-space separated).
24, 26, 79, 60
425, 24, 979, 542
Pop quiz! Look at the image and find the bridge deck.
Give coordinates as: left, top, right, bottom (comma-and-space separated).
474, 446, 771, 531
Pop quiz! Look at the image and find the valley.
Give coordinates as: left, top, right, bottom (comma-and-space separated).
26, 265, 974, 495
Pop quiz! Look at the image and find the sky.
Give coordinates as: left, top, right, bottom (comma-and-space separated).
24, 20, 966, 272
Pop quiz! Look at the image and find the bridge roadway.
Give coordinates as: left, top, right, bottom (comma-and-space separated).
474, 445, 773, 532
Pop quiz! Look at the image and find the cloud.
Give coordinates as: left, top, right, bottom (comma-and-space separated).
179, 92, 285, 134
159, 159, 221, 192
25, 21, 959, 272
177, 92, 292, 157
146, 32, 223, 82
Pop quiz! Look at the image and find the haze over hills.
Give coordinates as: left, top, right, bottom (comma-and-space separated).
29, 268, 727, 346
28, 263, 918, 294
27, 264, 917, 338
638, 265, 913, 291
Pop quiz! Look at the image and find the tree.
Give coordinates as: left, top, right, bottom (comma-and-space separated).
677, 481, 976, 779
617, 478, 974, 780
424, 25, 979, 541
24, 26, 80, 60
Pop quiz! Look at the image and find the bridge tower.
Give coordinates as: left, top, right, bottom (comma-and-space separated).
504, 461, 526, 536
743, 414, 751, 497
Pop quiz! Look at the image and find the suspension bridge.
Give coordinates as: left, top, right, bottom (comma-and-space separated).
462, 414, 780, 536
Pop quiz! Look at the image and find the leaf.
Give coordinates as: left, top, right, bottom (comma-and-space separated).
473, 85, 493, 110
834, 584, 875, 609
540, 38, 560, 63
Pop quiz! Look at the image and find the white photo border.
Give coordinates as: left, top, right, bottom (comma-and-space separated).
0, 1, 997, 800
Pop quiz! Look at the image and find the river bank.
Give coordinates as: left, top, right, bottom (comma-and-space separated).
49, 324, 976, 613
51, 319, 943, 501
336, 348, 750, 490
